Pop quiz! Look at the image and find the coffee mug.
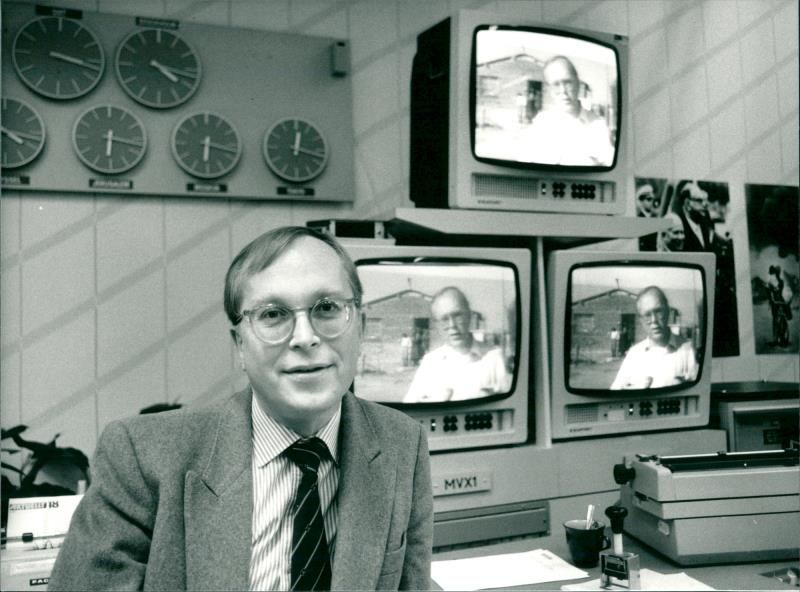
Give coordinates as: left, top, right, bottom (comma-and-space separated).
563, 519, 610, 568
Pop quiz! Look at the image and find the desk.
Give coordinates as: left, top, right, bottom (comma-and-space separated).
432, 534, 798, 590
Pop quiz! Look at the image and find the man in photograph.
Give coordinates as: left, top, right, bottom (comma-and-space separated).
522, 55, 614, 166
403, 287, 511, 403
635, 183, 661, 217
611, 286, 698, 390
677, 180, 715, 251
657, 212, 686, 252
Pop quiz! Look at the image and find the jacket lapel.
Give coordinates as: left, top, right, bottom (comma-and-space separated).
184, 389, 253, 591
331, 394, 396, 590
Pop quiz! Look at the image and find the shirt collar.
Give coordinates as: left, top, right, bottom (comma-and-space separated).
644, 334, 679, 352
442, 339, 490, 360
251, 392, 341, 468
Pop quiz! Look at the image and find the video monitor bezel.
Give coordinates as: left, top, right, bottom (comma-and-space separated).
469, 23, 622, 173
563, 260, 710, 397
353, 255, 523, 409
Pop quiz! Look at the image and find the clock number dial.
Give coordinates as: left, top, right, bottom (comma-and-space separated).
1, 97, 46, 169
72, 105, 147, 175
171, 111, 242, 179
263, 117, 329, 183
12, 16, 106, 100
115, 28, 202, 109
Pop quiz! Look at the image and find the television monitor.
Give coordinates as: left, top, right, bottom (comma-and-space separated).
342, 241, 540, 453
410, 9, 629, 215
547, 249, 716, 439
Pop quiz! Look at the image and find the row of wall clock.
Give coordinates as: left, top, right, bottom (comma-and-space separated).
12, 16, 201, 109
3, 5, 354, 200
2, 96, 329, 182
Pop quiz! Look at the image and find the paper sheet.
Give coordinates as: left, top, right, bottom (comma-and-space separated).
560, 568, 715, 590
432, 548, 588, 590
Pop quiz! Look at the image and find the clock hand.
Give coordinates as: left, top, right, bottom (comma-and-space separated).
149, 59, 179, 83
1, 126, 25, 145
105, 130, 113, 157
202, 136, 210, 162
109, 135, 144, 148
164, 66, 198, 79
49, 51, 101, 71
207, 141, 238, 154
293, 132, 301, 156
296, 146, 325, 159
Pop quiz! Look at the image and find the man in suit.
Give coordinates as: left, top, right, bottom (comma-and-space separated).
49, 226, 433, 591
676, 180, 714, 252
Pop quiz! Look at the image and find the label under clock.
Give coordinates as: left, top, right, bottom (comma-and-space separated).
187, 182, 227, 193
277, 186, 315, 197
2, 174, 31, 186
90, 178, 133, 190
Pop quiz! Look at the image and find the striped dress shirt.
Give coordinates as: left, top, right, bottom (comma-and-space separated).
248, 397, 341, 591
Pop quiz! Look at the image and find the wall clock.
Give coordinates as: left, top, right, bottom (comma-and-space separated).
72, 104, 147, 175
1, 97, 46, 169
171, 111, 242, 179
12, 16, 105, 100
115, 28, 202, 109
263, 117, 329, 183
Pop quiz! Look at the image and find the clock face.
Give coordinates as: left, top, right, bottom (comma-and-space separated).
115, 28, 202, 109
171, 111, 242, 179
263, 117, 329, 183
72, 105, 147, 175
1, 97, 46, 169
12, 16, 106, 100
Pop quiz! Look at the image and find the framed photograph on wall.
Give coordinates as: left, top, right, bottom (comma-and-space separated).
745, 184, 799, 354
635, 176, 740, 357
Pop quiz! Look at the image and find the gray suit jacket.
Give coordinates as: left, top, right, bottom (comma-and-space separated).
48, 390, 433, 590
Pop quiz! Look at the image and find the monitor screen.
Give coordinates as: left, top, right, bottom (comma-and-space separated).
567, 264, 706, 393
353, 258, 519, 406
473, 26, 620, 169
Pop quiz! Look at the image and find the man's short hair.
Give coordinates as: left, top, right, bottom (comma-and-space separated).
543, 55, 579, 81
224, 226, 363, 325
636, 285, 668, 309
430, 286, 470, 312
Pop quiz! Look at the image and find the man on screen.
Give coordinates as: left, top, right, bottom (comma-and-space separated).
522, 55, 614, 166
403, 287, 512, 403
610, 286, 698, 390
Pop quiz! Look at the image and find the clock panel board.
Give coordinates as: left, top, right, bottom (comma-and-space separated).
1, 2, 354, 202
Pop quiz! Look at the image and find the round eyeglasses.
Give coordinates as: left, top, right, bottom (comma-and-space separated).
237, 297, 357, 345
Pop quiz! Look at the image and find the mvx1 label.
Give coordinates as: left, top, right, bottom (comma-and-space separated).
432, 471, 491, 497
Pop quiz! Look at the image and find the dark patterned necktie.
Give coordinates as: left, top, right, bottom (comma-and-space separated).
285, 437, 332, 591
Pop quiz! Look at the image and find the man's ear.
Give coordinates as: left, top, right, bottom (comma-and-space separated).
230, 328, 247, 371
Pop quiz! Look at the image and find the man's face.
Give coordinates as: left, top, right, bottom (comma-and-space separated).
232, 236, 361, 435
543, 60, 580, 116
432, 291, 472, 352
637, 185, 658, 216
637, 291, 670, 347
683, 184, 709, 223
663, 217, 685, 251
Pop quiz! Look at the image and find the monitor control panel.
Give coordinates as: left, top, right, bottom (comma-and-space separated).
421, 409, 514, 439
470, 173, 622, 214
537, 178, 615, 202
565, 396, 701, 425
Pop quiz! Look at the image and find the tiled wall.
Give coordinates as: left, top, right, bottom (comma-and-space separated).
1, 0, 798, 460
